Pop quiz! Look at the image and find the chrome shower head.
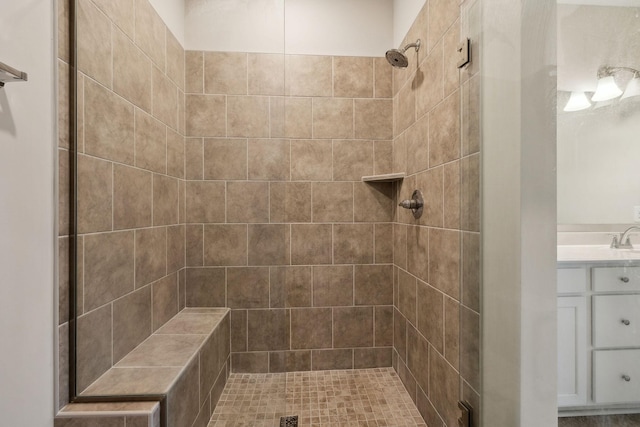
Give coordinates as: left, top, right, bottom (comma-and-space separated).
386, 49, 408, 68
385, 39, 421, 68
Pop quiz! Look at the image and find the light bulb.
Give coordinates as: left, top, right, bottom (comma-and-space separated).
621, 76, 640, 100
563, 91, 591, 112
591, 75, 623, 102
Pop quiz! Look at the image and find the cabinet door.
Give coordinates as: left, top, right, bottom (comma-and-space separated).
593, 295, 640, 348
594, 349, 640, 404
558, 296, 588, 407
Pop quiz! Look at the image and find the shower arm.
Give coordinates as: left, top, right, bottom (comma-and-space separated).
400, 40, 421, 53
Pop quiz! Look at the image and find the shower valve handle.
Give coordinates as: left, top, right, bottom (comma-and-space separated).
399, 199, 422, 210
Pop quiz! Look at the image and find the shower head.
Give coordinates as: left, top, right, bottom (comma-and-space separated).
385, 39, 421, 68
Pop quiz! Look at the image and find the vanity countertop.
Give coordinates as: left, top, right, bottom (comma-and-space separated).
558, 245, 640, 263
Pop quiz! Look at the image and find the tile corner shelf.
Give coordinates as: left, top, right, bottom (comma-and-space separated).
362, 173, 405, 182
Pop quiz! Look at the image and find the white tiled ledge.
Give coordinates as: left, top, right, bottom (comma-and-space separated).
361, 173, 405, 182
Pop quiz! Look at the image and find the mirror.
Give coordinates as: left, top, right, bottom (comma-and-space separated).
557, 2, 640, 226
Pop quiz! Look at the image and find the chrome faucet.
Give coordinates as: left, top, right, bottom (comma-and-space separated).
611, 226, 640, 249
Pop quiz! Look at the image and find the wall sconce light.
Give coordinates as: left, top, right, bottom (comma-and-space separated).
563, 91, 591, 112
592, 66, 639, 102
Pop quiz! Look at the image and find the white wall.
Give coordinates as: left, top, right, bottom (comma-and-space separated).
481, 0, 557, 425
149, 0, 186, 45
0, 1, 56, 426
185, 0, 394, 56
392, 0, 425, 47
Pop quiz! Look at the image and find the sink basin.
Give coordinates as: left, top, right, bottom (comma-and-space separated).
558, 245, 640, 262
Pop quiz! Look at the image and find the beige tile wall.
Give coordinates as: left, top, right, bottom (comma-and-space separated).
391, 1, 481, 427
58, 0, 187, 405
185, 50, 396, 373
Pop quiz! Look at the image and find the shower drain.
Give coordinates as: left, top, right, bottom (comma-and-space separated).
279, 415, 299, 427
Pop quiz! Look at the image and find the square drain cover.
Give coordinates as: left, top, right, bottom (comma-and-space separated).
280, 415, 298, 427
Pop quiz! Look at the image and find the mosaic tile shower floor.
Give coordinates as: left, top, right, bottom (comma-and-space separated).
208, 368, 427, 427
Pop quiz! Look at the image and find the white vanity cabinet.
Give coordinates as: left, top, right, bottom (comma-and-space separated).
557, 260, 640, 414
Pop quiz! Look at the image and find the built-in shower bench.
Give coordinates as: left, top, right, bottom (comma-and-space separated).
55, 307, 230, 427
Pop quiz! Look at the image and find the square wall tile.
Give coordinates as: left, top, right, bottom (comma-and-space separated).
248, 139, 290, 181
77, 155, 112, 233
226, 182, 269, 223
374, 306, 393, 346
185, 138, 203, 180
333, 140, 374, 181
186, 267, 226, 307
166, 30, 185, 90
91, 0, 134, 39
429, 91, 460, 167
227, 96, 269, 138
77, 0, 112, 88
186, 95, 226, 137
186, 51, 204, 94
333, 306, 373, 348
135, 109, 167, 174
416, 280, 444, 353
375, 223, 394, 264
227, 267, 270, 308
286, 55, 332, 97
153, 174, 179, 226
186, 181, 226, 223
76, 305, 112, 391
354, 265, 393, 306
134, 0, 165, 69
270, 266, 312, 308
397, 269, 417, 326
270, 182, 312, 223
374, 57, 392, 98
204, 52, 247, 95
312, 98, 353, 139
312, 265, 353, 307
135, 227, 167, 287
333, 56, 373, 98
416, 41, 444, 118
84, 79, 134, 164
83, 231, 135, 312
290, 308, 332, 349
204, 225, 247, 266
247, 309, 290, 351
152, 67, 178, 130
113, 27, 152, 112
429, 228, 460, 299
270, 97, 313, 139
248, 53, 284, 96
291, 140, 332, 181
204, 139, 247, 180
354, 99, 393, 140
248, 224, 290, 266
167, 225, 185, 273
407, 225, 429, 283
113, 286, 152, 362
167, 129, 185, 179
333, 224, 374, 264
230, 310, 247, 352
353, 182, 393, 222
186, 224, 203, 267
312, 182, 353, 223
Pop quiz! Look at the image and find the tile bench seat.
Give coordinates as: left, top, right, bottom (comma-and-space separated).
56, 308, 230, 427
